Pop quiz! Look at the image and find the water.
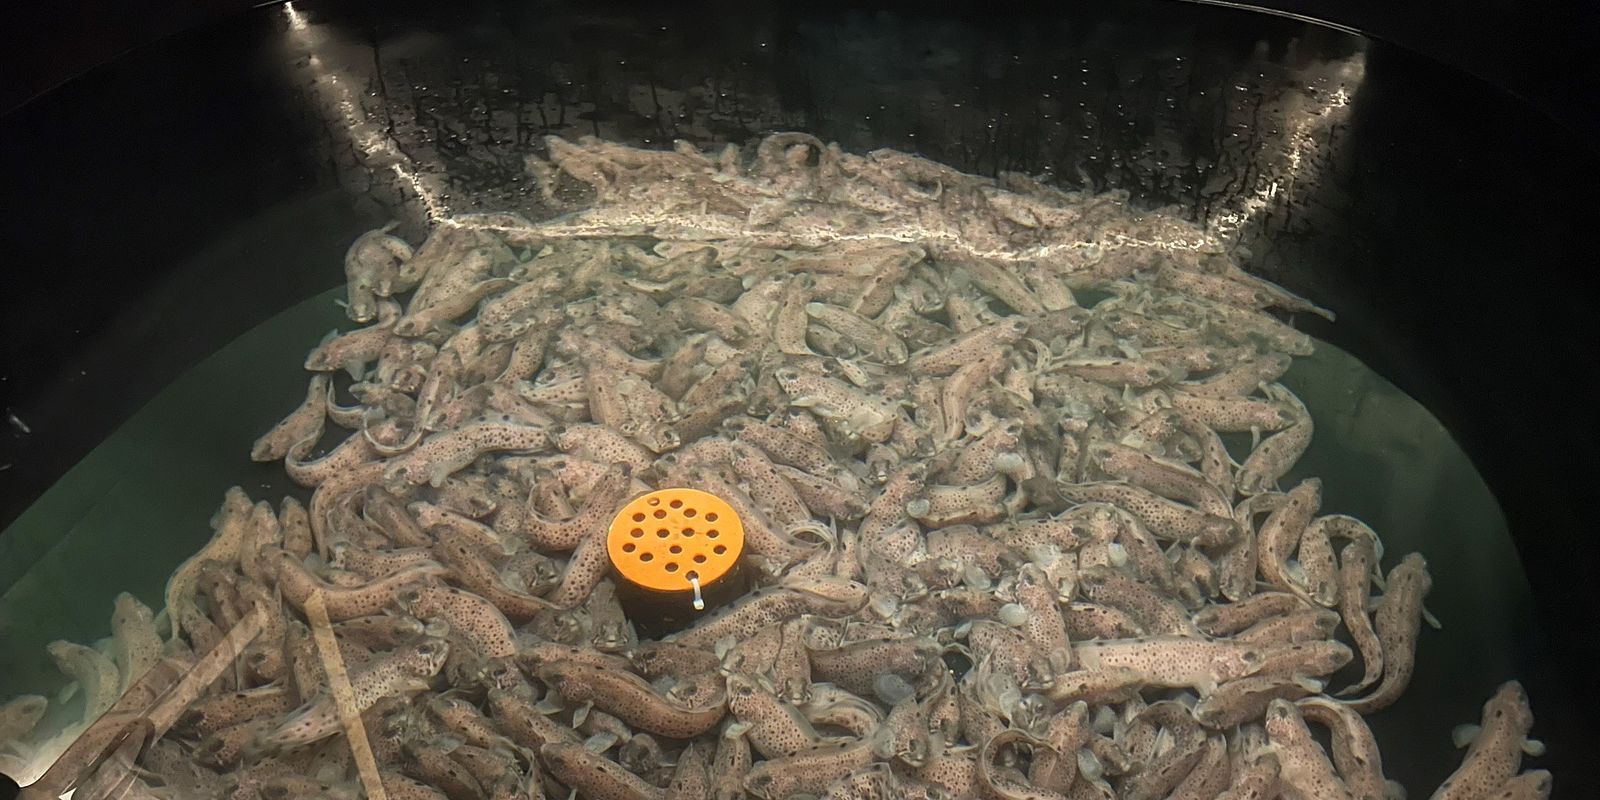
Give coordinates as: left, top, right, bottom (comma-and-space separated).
0, 137, 1569, 797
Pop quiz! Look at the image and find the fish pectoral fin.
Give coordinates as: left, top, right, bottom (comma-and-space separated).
1450, 724, 1481, 748
1522, 738, 1547, 757
583, 731, 619, 753
1422, 606, 1443, 630
534, 692, 565, 715
1077, 747, 1104, 780
571, 700, 593, 728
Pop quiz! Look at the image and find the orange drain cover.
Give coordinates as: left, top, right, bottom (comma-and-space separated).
607, 488, 745, 595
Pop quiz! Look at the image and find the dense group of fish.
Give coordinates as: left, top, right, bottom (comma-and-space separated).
0, 133, 1552, 800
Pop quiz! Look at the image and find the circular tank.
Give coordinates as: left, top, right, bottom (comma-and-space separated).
0, 1, 1595, 797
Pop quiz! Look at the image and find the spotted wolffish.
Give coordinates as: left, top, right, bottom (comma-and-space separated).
29, 133, 1546, 800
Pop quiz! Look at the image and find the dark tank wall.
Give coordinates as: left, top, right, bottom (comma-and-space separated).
6, 0, 1600, 137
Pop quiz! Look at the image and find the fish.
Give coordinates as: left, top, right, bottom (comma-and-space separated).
665, 740, 713, 800
1053, 355, 1170, 388
402, 585, 521, 658
712, 719, 755, 800
543, 529, 614, 610
976, 728, 1070, 800
727, 672, 831, 759
1320, 516, 1385, 696
252, 374, 332, 462
1071, 636, 1264, 694
907, 318, 1029, 376
1482, 771, 1552, 800
743, 737, 879, 800
1012, 564, 1073, 672
383, 420, 551, 488
672, 579, 868, 649
1179, 352, 1292, 399
259, 638, 448, 750
1298, 695, 1400, 800
1076, 564, 1199, 636
1059, 482, 1235, 547
181, 684, 298, 735
431, 529, 550, 622
109, 592, 163, 692
1235, 393, 1312, 495
1194, 674, 1323, 728
1265, 698, 1356, 800
729, 441, 814, 530
1253, 639, 1353, 680
1168, 391, 1297, 433
285, 421, 387, 488
1234, 608, 1340, 645
806, 301, 908, 364
1340, 553, 1432, 713
1256, 478, 1323, 603
47, 640, 120, 722
511, 463, 632, 551
771, 617, 814, 705
271, 549, 447, 622
808, 636, 942, 700
164, 486, 254, 642
1431, 682, 1542, 800
538, 661, 726, 739
381, 769, 454, 800
542, 741, 666, 800
304, 305, 401, 375
774, 368, 901, 445
1089, 443, 1229, 515
486, 681, 582, 752
19, 132, 1542, 800
0, 695, 47, 746
400, 738, 489, 800
1219, 750, 1282, 800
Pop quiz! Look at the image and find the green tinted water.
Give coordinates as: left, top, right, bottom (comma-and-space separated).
0, 284, 1564, 793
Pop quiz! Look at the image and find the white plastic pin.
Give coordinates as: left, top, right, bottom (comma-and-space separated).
690, 574, 705, 611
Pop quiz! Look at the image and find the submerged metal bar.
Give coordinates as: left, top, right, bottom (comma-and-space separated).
305, 590, 389, 800
20, 604, 265, 799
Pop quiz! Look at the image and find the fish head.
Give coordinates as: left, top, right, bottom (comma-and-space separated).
0, 695, 47, 730
1488, 680, 1535, 730
1084, 442, 1117, 470
771, 367, 812, 397
1262, 698, 1301, 734
533, 660, 581, 692
669, 673, 726, 709
407, 638, 452, 676
724, 673, 763, 712
346, 296, 379, 325
591, 621, 634, 653
539, 742, 584, 773
786, 576, 870, 610
743, 767, 779, 800
1076, 564, 1115, 591
394, 585, 434, 614
918, 556, 964, 590
1014, 563, 1053, 597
